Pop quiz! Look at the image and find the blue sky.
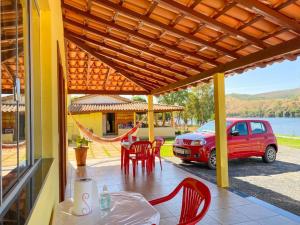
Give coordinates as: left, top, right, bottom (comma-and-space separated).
225, 58, 300, 95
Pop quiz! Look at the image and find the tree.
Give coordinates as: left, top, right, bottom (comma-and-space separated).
132, 95, 146, 102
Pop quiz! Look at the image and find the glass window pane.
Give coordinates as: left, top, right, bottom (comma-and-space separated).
1, 0, 29, 197
231, 122, 249, 136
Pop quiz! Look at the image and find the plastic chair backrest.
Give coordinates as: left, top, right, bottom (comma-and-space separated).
121, 136, 137, 142
153, 137, 165, 154
149, 177, 211, 225
129, 141, 152, 159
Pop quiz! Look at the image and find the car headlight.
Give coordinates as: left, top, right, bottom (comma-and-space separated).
191, 139, 206, 146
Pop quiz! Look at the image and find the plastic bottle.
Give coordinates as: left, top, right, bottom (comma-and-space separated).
100, 185, 111, 210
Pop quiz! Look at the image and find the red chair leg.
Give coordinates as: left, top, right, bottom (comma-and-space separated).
159, 156, 162, 170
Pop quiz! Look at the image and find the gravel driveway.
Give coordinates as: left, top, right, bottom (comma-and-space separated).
166, 145, 300, 216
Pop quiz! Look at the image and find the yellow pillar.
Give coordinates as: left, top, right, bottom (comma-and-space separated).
214, 73, 229, 188
133, 112, 136, 126
148, 95, 154, 142
171, 111, 176, 128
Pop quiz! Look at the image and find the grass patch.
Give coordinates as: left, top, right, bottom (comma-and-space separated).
276, 136, 300, 149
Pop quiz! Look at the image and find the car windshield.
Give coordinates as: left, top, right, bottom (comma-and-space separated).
197, 121, 233, 133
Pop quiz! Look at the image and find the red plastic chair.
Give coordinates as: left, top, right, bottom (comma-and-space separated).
149, 177, 211, 225
127, 141, 153, 177
152, 137, 165, 170
121, 136, 137, 171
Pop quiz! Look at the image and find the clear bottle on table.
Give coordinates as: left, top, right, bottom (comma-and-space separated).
100, 185, 111, 210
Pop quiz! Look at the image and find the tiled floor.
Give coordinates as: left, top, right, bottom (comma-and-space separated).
66, 158, 300, 225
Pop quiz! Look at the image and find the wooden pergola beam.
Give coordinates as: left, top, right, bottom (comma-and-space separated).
62, 3, 222, 65
93, 0, 241, 58
65, 36, 152, 92
152, 37, 300, 94
65, 30, 189, 79
63, 19, 203, 72
234, 0, 300, 34
157, 0, 267, 49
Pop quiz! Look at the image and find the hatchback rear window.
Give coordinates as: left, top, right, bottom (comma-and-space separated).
250, 122, 266, 134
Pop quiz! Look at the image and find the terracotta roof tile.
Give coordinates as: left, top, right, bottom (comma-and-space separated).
69, 102, 183, 113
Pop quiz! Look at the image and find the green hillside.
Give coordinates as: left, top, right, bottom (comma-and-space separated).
226, 88, 300, 117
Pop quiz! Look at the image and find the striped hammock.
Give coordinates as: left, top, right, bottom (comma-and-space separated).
70, 113, 141, 143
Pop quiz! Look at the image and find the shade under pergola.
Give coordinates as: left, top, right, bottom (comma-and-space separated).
62, 0, 300, 95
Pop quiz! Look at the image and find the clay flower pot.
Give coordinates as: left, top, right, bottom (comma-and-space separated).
74, 146, 88, 166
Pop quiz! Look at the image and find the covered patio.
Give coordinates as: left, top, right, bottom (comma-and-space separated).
1, 0, 300, 224
63, 0, 300, 188
60, 0, 300, 224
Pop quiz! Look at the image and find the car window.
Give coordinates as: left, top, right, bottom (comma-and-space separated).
231, 122, 248, 136
250, 122, 266, 134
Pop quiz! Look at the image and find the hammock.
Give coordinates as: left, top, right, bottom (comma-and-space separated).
70, 113, 142, 143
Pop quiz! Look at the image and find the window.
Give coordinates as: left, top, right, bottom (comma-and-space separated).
1, 0, 41, 208
250, 122, 266, 134
231, 122, 248, 136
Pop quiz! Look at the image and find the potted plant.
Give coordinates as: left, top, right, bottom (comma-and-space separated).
74, 136, 90, 166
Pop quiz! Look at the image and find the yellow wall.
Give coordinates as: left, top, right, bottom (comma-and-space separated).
26, 0, 66, 224
67, 113, 103, 140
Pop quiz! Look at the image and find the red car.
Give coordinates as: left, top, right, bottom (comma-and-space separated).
173, 119, 278, 169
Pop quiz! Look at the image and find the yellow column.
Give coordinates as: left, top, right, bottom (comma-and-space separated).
171, 111, 176, 128
214, 73, 229, 188
148, 95, 155, 142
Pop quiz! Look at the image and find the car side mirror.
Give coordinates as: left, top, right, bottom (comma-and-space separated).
231, 130, 239, 136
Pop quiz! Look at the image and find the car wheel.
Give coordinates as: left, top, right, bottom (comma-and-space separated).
263, 146, 277, 163
181, 159, 191, 163
208, 150, 216, 170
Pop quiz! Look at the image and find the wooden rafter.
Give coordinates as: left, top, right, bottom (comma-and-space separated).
111, 63, 170, 85
152, 37, 300, 94
63, 19, 204, 72
66, 34, 180, 83
234, 0, 300, 34
96, 0, 240, 58
156, 0, 267, 49
62, 3, 224, 64
65, 31, 190, 79
65, 36, 152, 92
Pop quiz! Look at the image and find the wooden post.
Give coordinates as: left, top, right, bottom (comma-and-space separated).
148, 95, 154, 142
214, 73, 229, 188
162, 112, 166, 127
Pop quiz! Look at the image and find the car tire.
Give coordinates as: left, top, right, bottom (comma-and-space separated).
262, 146, 277, 163
181, 159, 191, 163
208, 150, 216, 170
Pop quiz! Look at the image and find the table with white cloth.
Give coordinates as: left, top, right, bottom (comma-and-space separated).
52, 192, 160, 225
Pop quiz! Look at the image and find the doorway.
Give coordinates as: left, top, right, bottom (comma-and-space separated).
106, 113, 115, 134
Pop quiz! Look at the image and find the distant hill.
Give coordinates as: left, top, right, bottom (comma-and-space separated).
227, 88, 300, 100
226, 88, 300, 117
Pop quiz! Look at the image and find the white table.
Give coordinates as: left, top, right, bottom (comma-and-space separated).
52, 192, 160, 225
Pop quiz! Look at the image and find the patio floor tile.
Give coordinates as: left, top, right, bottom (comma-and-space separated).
66, 157, 299, 225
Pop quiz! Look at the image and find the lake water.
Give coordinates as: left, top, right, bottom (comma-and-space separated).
184, 117, 300, 136
253, 117, 300, 136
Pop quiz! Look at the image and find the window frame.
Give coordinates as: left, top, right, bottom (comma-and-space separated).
0, 0, 41, 214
